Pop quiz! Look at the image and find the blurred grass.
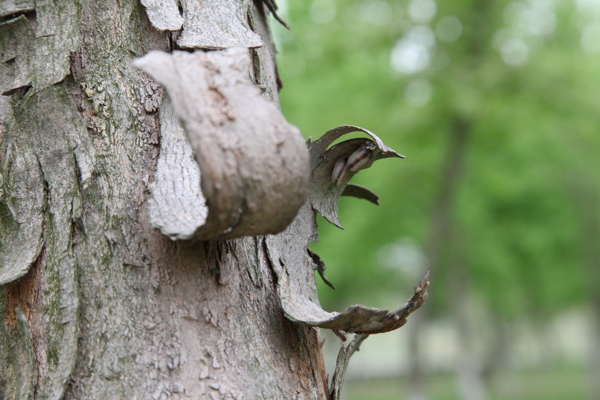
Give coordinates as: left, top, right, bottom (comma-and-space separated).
344, 368, 587, 400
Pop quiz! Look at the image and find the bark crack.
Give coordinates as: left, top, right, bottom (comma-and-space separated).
261, 236, 279, 288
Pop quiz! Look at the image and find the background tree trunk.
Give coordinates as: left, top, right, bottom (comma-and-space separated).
0, 1, 330, 398
408, 117, 472, 400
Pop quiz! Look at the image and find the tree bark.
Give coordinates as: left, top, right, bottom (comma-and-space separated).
0, 1, 330, 398
0, 1, 428, 399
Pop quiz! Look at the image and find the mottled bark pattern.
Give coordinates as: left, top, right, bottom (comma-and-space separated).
0, 1, 328, 399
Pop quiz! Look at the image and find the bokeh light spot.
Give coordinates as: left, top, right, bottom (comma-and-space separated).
404, 79, 433, 106
436, 16, 463, 43
500, 37, 530, 66
408, 0, 437, 24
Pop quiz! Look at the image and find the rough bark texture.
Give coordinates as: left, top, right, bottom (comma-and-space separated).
0, 1, 329, 398
0, 1, 427, 399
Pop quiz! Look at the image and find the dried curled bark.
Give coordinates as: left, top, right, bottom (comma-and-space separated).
328, 275, 429, 399
134, 44, 425, 344
309, 125, 405, 228
134, 49, 310, 241
135, 8, 427, 393
265, 125, 428, 335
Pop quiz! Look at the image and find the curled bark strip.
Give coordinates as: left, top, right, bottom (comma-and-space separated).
342, 183, 379, 205
280, 268, 429, 334
265, 126, 427, 335
261, 0, 290, 29
328, 275, 429, 398
134, 49, 309, 241
308, 249, 335, 290
308, 125, 404, 228
353, 272, 429, 334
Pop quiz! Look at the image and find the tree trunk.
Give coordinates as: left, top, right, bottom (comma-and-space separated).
408, 117, 472, 400
451, 249, 488, 400
0, 1, 331, 398
571, 180, 600, 400
0, 2, 428, 398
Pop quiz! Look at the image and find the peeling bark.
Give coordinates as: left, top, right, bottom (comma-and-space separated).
0, 1, 329, 398
134, 49, 309, 241
0, 0, 80, 94
0, 0, 427, 398
141, 0, 262, 49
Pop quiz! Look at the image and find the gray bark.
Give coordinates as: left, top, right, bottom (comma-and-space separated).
0, 2, 329, 398
0, 1, 426, 399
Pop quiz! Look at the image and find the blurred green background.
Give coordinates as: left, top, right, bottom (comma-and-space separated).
272, 0, 600, 399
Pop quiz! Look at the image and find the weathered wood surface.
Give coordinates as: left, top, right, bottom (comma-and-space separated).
0, 1, 427, 399
0, 1, 327, 398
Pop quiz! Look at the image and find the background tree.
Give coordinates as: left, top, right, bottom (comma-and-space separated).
277, 0, 599, 399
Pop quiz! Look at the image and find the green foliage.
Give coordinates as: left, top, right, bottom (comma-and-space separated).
276, 0, 598, 319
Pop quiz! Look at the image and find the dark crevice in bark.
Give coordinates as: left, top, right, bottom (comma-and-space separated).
64, 75, 101, 138
202, 241, 225, 283
64, 331, 91, 399
249, 48, 262, 87
168, 31, 178, 49
29, 247, 46, 400
251, 0, 267, 23
261, 236, 279, 288
300, 325, 331, 400
64, 75, 84, 111
275, 63, 283, 91
70, 145, 86, 245
2, 84, 32, 97
33, 153, 49, 214
0, 10, 36, 25
4, 247, 43, 328
247, 1, 267, 90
